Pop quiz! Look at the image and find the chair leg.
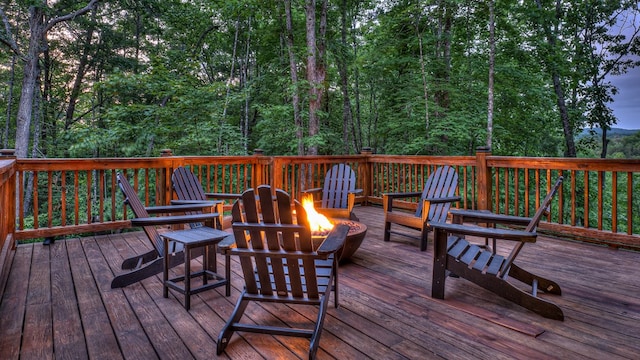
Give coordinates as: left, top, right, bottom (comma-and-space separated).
420, 228, 429, 251
431, 229, 448, 299
332, 256, 339, 308
309, 292, 332, 360
383, 221, 391, 242
225, 252, 231, 297
217, 295, 250, 355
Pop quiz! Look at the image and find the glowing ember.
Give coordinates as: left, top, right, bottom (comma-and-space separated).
301, 194, 334, 233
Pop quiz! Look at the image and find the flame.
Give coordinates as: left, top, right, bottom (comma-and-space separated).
301, 194, 334, 233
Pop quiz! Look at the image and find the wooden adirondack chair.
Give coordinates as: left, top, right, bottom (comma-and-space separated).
383, 165, 461, 251
302, 163, 363, 220
111, 173, 232, 289
171, 166, 229, 227
430, 177, 564, 320
217, 185, 349, 360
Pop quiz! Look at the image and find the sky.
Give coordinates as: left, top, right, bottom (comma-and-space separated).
606, 9, 639, 130
609, 65, 640, 130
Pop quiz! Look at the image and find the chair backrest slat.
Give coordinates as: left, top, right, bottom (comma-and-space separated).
117, 173, 164, 256
172, 166, 207, 201
500, 177, 564, 277
171, 166, 210, 229
232, 185, 321, 299
416, 165, 459, 223
322, 164, 356, 209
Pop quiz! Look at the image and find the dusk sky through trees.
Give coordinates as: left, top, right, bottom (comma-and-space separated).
610, 66, 640, 129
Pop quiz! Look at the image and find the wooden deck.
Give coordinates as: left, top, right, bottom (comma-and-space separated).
1, 206, 640, 359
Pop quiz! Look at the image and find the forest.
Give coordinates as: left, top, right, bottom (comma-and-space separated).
1, 0, 640, 160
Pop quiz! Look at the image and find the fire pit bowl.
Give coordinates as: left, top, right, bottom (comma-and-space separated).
313, 219, 367, 263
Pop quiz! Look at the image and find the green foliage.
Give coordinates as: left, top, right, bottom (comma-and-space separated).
604, 130, 640, 158
254, 104, 298, 155
1, 0, 638, 160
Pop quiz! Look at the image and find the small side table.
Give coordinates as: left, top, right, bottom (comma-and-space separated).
161, 226, 231, 310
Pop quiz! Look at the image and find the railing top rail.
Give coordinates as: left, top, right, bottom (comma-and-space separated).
0, 159, 16, 187
487, 156, 640, 172
366, 155, 477, 166
15, 157, 176, 171
0, 159, 15, 174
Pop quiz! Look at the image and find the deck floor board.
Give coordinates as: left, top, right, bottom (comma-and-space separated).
2, 206, 640, 359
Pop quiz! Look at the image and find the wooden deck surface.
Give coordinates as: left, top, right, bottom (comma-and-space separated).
1, 206, 640, 359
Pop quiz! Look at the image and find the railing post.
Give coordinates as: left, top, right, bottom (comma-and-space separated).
1, 150, 17, 235
159, 149, 173, 205
476, 147, 492, 211
360, 147, 373, 204
0, 149, 16, 301
271, 154, 283, 190
0, 149, 16, 247
252, 149, 265, 188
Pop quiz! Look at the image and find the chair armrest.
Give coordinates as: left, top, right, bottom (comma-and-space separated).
383, 192, 422, 213
301, 187, 323, 195
170, 199, 222, 206
217, 234, 236, 252
317, 224, 349, 255
205, 192, 242, 200
449, 209, 532, 226
145, 202, 220, 214
430, 222, 538, 243
131, 212, 221, 227
351, 189, 363, 195
425, 195, 461, 204
383, 191, 422, 199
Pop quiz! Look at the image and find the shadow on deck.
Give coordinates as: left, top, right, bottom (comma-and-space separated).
1, 206, 640, 359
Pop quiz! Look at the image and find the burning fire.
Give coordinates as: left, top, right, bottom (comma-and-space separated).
301, 194, 334, 233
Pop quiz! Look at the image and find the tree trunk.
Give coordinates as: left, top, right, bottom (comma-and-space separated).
3, 55, 16, 148
241, 18, 252, 154
216, 18, 241, 154
338, 0, 354, 154
13, 1, 100, 159
351, 7, 364, 151
15, 6, 45, 159
433, 1, 452, 119
413, 4, 430, 134
284, 0, 303, 156
486, 0, 495, 149
534, 0, 576, 157
306, 0, 320, 155
65, 7, 97, 130
600, 126, 609, 158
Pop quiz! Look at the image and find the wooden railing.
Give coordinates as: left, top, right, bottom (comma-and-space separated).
488, 156, 640, 248
0, 155, 16, 300
4, 148, 640, 250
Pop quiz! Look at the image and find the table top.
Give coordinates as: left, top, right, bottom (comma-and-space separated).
161, 226, 230, 246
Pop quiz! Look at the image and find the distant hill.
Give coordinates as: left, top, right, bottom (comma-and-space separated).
578, 127, 639, 138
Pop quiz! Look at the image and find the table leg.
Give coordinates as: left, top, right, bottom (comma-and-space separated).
203, 245, 209, 286
206, 243, 217, 273
185, 245, 191, 310
225, 251, 231, 296
163, 238, 169, 299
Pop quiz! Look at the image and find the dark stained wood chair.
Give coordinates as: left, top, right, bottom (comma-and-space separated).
171, 166, 228, 228
302, 163, 362, 220
430, 177, 564, 320
383, 165, 460, 251
217, 185, 349, 360
111, 173, 233, 289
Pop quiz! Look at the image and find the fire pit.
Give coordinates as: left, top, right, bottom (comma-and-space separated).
312, 219, 367, 263
301, 194, 367, 262
334, 219, 367, 262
